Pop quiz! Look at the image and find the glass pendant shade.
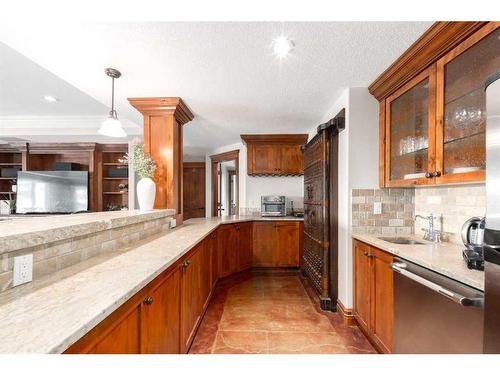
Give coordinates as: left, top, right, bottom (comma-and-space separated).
98, 111, 126, 138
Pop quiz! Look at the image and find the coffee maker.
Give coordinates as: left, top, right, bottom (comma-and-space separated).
462, 217, 485, 270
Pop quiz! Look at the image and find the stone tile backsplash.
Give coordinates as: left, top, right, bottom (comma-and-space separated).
352, 188, 414, 236
0, 216, 172, 293
414, 184, 486, 245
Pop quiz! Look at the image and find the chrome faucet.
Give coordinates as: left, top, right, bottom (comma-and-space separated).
414, 213, 442, 243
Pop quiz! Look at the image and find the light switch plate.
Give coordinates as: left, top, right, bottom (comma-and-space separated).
169, 218, 177, 228
373, 202, 382, 215
13, 254, 33, 287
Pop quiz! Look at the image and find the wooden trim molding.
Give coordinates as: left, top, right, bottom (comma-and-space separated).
209, 149, 240, 163
210, 150, 240, 217
183, 162, 205, 169
368, 22, 489, 100
241, 134, 308, 145
337, 300, 356, 326
128, 97, 194, 125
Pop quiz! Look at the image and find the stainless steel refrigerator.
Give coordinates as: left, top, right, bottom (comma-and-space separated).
484, 72, 500, 353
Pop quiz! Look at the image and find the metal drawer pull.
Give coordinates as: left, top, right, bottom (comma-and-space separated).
390, 262, 483, 307
182, 259, 192, 268
143, 296, 154, 305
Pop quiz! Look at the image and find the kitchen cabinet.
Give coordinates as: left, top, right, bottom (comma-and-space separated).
253, 221, 302, 267
373, 22, 499, 187
241, 134, 308, 176
65, 267, 181, 354
141, 269, 181, 354
181, 240, 212, 353
217, 222, 253, 277
353, 239, 394, 353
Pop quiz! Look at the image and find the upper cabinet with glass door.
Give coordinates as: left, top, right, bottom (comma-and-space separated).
435, 24, 500, 184
373, 22, 499, 187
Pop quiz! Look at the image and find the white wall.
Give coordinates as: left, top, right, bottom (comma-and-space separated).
311, 87, 378, 309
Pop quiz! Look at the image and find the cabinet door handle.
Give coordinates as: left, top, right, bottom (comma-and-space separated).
425, 172, 432, 178
431, 171, 441, 177
143, 296, 154, 305
182, 259, 192, 268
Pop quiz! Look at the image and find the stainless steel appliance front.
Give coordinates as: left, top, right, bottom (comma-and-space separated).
392, 257, 484, 353
261, 195, 286, 217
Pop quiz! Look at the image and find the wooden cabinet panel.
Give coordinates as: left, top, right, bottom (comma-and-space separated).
280, 145, 303, 175
241, 134, 308, 176
238, 222, 253, 271
218, 224, 240, 278
353, 240, 371, 333
180, 241, 207, 353
377, 23, 499, 187
371, 247, 394, 353
253, 222, 278, 267
353, 240, 394, 353
276, 222, 300, 267
253, 221, 301, 267
209, 230, 218, 289
252, 144, 281, 175
141, 268, 181, 354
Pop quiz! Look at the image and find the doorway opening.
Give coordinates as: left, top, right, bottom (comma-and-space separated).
210, 150, 239, 217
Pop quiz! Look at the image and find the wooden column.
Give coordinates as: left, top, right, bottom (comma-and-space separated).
128, 97, 194, 224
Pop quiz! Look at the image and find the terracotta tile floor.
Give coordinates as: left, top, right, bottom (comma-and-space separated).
189, 272, 376, 354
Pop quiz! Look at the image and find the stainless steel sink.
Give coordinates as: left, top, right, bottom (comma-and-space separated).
377, 237, 425, 245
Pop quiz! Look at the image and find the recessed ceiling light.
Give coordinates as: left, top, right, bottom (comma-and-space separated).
272, 36, 294, 59
43, 95, 59, 102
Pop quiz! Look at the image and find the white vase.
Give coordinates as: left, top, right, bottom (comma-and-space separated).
137, 177, 156, 211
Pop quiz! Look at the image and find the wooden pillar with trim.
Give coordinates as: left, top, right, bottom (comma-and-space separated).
128, 97, 194, 224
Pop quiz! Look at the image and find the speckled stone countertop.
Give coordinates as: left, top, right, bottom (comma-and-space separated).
0, 215, 301, 353
352, 233, 484, 291
0, 209, 176, 254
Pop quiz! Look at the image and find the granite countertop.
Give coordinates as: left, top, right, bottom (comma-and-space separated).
352, 233, 484, 291
0, 215, 301, 353
0, 209, 176, 254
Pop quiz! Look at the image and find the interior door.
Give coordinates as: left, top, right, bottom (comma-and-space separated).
141, 269, 181, 354
183, 163, 206, 220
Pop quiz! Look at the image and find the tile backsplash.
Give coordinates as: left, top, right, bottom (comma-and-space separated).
414, 184, 486, 245
352, 188, 414, 236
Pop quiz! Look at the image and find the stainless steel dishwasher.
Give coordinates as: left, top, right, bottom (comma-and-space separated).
391, 257, 484, 353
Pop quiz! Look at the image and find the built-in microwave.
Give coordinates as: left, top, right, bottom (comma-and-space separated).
261, 195, 286, 217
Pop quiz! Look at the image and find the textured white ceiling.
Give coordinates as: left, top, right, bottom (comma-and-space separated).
0, 22, 431, 154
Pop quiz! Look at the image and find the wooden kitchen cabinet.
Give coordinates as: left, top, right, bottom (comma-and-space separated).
253, 221, 302, 267
372, 22, 499, 187
141, 268, 181, 354
180, 240, 212, 353
241, 134, 308, 176
353, 239, 394, 353
218, 222, 253, 277
65, 267, 181, 354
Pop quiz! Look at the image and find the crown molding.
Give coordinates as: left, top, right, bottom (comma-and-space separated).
127, 97, 194, 125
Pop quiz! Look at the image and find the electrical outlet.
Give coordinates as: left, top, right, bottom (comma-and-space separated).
13, 254, 33, 287
169, 218, 177, 229
373, 202, 382, 215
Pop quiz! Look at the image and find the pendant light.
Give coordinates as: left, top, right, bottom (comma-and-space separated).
98, 68, 126, 138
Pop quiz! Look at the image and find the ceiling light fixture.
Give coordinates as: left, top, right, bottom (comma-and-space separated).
43, 95, 59, 102
272, 35, 294, 59
98, 68, 126, 138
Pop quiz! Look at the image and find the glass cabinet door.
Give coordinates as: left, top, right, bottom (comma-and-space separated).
385, 67, 435, 186
436, 25, 500, 183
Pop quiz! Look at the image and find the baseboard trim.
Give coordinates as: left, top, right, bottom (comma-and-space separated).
336, 300, 356, 326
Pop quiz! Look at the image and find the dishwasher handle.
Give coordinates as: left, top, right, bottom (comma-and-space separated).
390, 262, 484, 308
